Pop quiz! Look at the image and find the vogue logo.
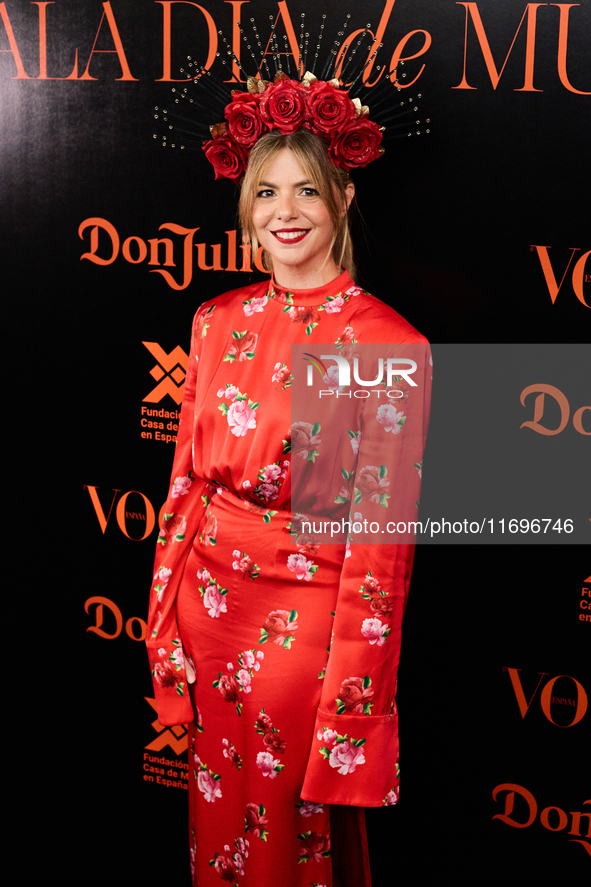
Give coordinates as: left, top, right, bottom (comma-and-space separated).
78, 218, 264, 290
83, 484, 165, 540
492, 784, 590, 856
143, 341, 188, 405
520, 385, 590, 436
503, 667, 588, 727
530, 246, 590, 308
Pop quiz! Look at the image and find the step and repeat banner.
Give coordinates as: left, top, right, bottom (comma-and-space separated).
3, 0, 588, 883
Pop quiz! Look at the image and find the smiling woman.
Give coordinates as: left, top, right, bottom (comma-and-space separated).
240, 129, 356, 288
147, 72, 432, 887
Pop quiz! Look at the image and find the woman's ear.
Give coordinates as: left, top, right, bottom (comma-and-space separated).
343, 181, 355, 213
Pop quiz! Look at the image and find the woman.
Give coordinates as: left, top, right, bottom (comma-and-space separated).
148, 76, 431, 887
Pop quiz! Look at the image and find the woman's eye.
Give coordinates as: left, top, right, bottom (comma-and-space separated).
301, 187, 319, 197
256, 189, 274, 198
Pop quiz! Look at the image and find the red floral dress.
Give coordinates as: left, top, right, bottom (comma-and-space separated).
147, 270, 432, 887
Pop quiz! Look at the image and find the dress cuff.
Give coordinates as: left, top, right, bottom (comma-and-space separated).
146, 641, 193, 727
301, 708, 401, 808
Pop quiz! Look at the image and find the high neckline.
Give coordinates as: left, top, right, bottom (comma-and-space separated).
266, 269, 355, 307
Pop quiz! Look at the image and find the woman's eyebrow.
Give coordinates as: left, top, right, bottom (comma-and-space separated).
258, 180, 312, 188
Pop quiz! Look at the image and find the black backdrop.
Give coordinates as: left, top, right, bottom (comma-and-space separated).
3, 0, 589, 883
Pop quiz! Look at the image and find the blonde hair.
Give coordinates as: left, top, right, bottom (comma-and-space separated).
238, 129, 356, 279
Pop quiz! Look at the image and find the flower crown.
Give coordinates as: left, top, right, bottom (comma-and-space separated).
154, 15, 429, 178
203, 70, 384, 183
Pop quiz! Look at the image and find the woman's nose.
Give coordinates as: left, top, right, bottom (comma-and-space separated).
275, 194, 297, 220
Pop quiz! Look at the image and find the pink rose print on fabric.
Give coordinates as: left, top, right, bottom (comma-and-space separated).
263, 463, 282, 482
345, 284, 363, 297
222, 738, 243, 769
236, 668, 252, 694
171, 474, 192, 497
232, 550, 260, 580
321, 294, 345, 313
317, 728, 367, 775
348, 429, 361, 454
258, 482, 278, 502
354, 464, 390, 507
291, 421, 321, 462
256, 750, 284, 779
233, 838, 249, 876
217, 384, 239, 400
251, 460, 287, 509
383, 786, 400, 806
336, 676, 374, 715
242, 649, 264, 672
272, 362, 293, 389
198, 568, 228, 617
376, 403, 406, 434
297, 800, 325, 818
322, 365, 341, 391
227, 400, 257, 437
197, 768, 222, 803
242, 295, 268, 316
260, 609, 298, 649
203, 584, 227, 618
244, 802, 269, 841
287, 553, 318, 581
215, 649, 265, 716
297, 831, 331, 863
329, 741, 366, 775
361, 617, 391, 646
153, 566, 172, 601
169, 642, 184, 669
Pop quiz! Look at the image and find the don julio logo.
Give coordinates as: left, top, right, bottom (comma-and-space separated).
492, 785, 590, 856
520, 384, 590, 436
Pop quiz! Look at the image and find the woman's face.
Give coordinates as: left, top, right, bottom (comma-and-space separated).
251, 148, 344, 288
